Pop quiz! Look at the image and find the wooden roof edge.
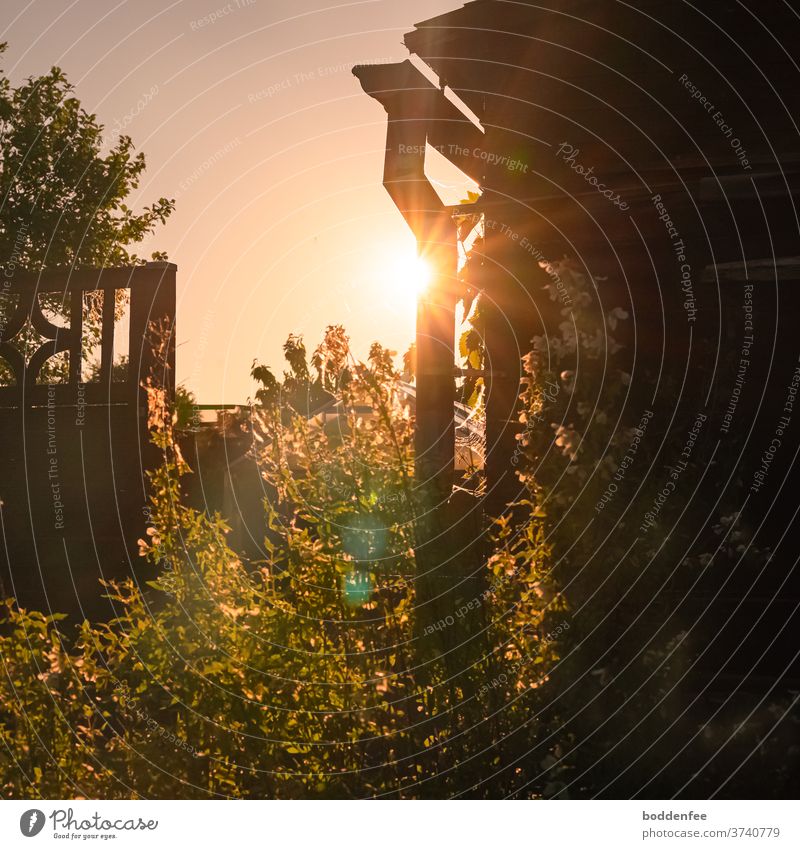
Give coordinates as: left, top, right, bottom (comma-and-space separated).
459, 175, 800, 212
702, 257, 800, 283
352, 58, 486, 141
352, 59, 454, 114
352, 59, 421, 98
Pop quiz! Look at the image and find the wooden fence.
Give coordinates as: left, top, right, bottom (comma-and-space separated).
0, 263, 176, 617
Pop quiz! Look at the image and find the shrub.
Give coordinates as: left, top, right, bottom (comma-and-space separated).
0, 326, 560, 798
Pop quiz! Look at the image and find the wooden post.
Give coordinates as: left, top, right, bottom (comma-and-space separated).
416, 228, 457, 500
352, 60, 484, 501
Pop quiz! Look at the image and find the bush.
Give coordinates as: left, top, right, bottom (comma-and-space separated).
0, 327, 561, 798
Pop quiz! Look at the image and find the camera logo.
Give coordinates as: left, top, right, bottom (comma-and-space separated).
20, 809, 46, 837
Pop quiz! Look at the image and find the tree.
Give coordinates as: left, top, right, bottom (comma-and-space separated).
0, 42, 174, 384
0, 42, 173, 270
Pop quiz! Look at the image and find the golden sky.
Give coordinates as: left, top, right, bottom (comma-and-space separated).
3, 0, 458, 402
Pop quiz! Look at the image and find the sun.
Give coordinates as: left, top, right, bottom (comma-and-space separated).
391, 250, 432, 295
362, 239, 433, 317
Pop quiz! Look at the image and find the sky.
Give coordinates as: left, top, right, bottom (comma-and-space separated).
2, 0, 460, 402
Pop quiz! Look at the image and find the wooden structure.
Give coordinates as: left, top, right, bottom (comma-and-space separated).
0, 263, 176, 617
355, 0, 800, 719
355, 0, 800, 509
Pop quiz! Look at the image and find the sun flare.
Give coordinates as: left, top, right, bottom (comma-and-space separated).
392, 251, 432, 295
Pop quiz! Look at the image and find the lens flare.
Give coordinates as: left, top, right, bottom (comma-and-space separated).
390, 252, 431, 295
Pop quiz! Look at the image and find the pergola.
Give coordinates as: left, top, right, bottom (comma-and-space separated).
354, 0, 800, 515
354, 0, 800, 684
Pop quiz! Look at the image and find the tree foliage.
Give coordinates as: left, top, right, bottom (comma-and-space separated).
0, 42, 173, 270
